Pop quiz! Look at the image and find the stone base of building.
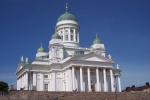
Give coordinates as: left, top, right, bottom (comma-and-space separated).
0, 90, 150, 100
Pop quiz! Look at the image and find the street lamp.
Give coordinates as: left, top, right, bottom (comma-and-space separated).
113, 66, 121, 100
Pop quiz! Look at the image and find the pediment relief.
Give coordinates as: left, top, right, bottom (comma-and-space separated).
71, 52, 112, 63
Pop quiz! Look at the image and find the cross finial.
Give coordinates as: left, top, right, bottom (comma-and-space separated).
40, 42, 43, 48
96, 33, 98, 39
65, 2, 68, 13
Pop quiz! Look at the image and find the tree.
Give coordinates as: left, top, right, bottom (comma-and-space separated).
145, 82, 150, 86
125, 87, 131, 91
131, 85, 135, 88
0, 81, 9, 95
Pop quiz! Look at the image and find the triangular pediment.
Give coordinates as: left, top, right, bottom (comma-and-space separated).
71, 52, 113, 63
85, 56, 106, 62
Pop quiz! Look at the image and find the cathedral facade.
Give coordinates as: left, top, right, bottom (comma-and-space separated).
16, 4, 121, 92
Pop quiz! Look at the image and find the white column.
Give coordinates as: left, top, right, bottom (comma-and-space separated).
118, 76, 121, 92
33, 73, 37, 90
110, 69, 115, 92
73, 29, 76, 42
72, 67, 75, 90
25, 72, 28, 90
87, 68, 91, 92
103, 68, 107, 92
77, 33, 79, 43
68, 29, 71, 41
96, 68, 100, 91
63, 28, 65, 41
80, 67, 83, 91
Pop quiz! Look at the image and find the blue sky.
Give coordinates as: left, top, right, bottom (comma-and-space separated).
0, 0, 150, 90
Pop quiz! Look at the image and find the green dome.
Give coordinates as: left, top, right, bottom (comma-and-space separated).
93, 34, 101, 44
37, 44, 45, 52
52, 32, 61, 39
57, 12, 77, 22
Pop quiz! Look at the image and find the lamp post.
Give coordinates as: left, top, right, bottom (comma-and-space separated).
113, 67, 121, 100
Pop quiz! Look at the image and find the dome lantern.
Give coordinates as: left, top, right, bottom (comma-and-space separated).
57, 2, 77, 22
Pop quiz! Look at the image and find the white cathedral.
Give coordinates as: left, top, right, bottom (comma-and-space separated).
16, 4, 122, 92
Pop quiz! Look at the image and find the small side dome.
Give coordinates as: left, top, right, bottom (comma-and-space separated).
93, 34, 101, 44
91, 34, 105, 50
57, 12, 77, 22
37, 43, 45, 52
52, 32, 61, 39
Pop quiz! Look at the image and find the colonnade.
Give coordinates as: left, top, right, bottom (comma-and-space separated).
71, 66, 121, 92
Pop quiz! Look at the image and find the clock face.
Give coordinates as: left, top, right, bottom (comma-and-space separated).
50, 46, 62, 61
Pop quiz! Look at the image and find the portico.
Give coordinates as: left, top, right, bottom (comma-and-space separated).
71, 65, 120, 92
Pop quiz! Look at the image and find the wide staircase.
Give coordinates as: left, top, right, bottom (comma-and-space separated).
0, 90, 150, 100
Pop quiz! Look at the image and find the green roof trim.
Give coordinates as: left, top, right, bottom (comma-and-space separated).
93, 34, 101, 44
57, 12, 77, 22
52, 32, 61, 39
37, 43, 45, 52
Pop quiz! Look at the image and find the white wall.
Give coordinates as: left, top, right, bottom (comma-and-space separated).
37, 73, 43, 91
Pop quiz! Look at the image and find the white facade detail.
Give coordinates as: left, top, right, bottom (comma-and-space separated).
16, 4, 122, 92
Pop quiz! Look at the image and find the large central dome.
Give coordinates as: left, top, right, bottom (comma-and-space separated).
57, 12, 77, 22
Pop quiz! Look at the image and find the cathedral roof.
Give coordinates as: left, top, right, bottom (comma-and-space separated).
57, 12, 77, 22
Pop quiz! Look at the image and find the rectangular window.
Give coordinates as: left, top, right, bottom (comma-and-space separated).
75, 51, 84, 55
65, 30, 68, 32
70, 29, 74, 33
44, 75, 48, 78
71, 35, 73, 41
44, 84, 48, 91
80, 51, 84, 55
65, 35, 68, 41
